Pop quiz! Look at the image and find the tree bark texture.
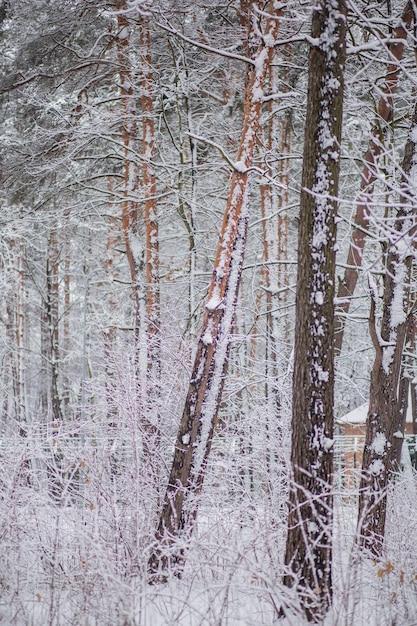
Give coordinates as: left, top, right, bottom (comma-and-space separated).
116, 5, 141, 340
334, 0, 414, 355
357, 102, 417, 555
148, 0, 282, 581
283, 1, 346, 622
140, 18, 160, 363
116, 5, 161, 492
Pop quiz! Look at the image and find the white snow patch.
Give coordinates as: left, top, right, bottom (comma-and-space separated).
369, 459, 384, 476
252, 87, 264, 102
206, 287, 223, 311
323, 436, 334, 451
315, 291, 324, 305
371, 432, 387, 455
234, 161, 247, 173
382, 344, 394, 375
201, 330, 213, 346
307, 520, 319, 534
390, 261, 407, 329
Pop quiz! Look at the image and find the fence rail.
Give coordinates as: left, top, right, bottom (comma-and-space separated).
1, 425, 416, 503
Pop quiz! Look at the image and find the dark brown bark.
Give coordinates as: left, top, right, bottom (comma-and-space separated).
334, 0, 414, 355
357, 102, 417, 555
148, 0, 282, 581
283, 1, 346, 622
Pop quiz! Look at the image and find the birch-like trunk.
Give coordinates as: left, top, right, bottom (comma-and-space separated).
148, 0, 282, 581
283, 1, 346, 621
357, 102, 417, 555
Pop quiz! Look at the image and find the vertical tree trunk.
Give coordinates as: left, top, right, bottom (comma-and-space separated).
357, 102, 417, 555
10, 225, 26, 425
334, 0, 414, 354
277, 47, 292, 326
61, 209, 71, 415
139, 16, 161, 493
148, 0, 282, 581
104, 177, 120, 428
283, 1, 346, 622
258, 58, 282, 489
116, 4, 160, 483
48, 226, 62, 423
116, 4, 141, 344
391, 313, 416, 468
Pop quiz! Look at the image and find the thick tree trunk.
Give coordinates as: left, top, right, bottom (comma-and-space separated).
148, 0, 282, 581
334, 0, 414, 355
283, 1, 346, 622
357, 102, 417, 555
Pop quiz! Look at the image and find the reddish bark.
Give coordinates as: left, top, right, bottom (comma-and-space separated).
148, 0, 282, 581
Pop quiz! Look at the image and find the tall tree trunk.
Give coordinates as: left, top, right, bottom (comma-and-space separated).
10, 225, 26, 425
357, 102, 417, 556
391, 312, 416, 468
258, 58, 282, 490
116, 4, 141, 345
334, 0, 414, 355
116, 4, 159, 480
48, 226, 62, 423
61, 209, 71, 416
283, 1, 346, 622
148, 0, 282, 581
139, 16, 161, 493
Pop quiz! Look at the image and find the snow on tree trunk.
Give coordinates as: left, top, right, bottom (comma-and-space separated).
334, 0, 414, 355
139, 16, 161, 491
116, 4, 161, 495
148, 0, 282, 581
357, 102, 417, 556
282, 1, 346, 622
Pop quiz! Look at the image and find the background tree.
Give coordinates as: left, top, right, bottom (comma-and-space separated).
357, 100, 417, 555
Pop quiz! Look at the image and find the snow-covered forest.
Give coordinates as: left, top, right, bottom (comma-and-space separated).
1, 0, 417, 624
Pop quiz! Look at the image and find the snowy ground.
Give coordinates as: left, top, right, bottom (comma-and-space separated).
1, 435, 417, 625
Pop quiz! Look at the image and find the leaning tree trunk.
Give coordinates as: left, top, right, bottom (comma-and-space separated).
334, 0, 414, 355
282, 1, 346, 622
357, 101, 417, 556
148, 0, 282, 581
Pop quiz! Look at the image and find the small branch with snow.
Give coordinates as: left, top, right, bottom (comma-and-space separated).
367, 273, 383, 357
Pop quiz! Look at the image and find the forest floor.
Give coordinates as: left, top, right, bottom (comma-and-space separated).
1, 438, 417, 625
